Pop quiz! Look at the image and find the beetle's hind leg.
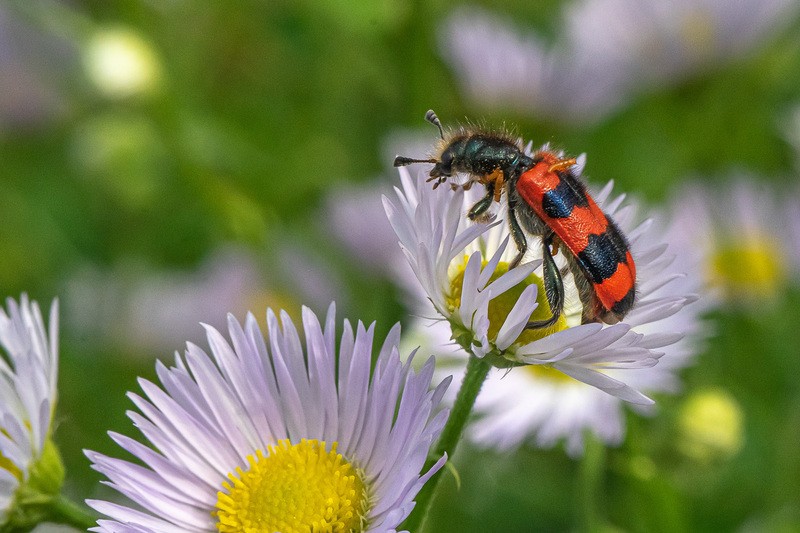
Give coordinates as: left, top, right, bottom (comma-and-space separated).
507, 199, 528, 269
526, 232, 565, 329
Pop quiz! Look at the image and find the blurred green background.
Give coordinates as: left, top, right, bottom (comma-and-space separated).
3, 1, 800, 531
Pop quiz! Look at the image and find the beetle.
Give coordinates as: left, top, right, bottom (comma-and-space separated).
394, 110, 636, 328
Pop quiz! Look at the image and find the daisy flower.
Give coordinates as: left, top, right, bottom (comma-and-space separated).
665, 177, 794, 305
439, 7, 628, 124
67, 245, 341, 356
392, 157, 708, 455
384, 143, 699, 409
448, 190, 708, 455
84, 26, 162, 99
86, 303, 450, 533
564, 0, 798, 91
0, 295, 62, 526
438, 1, 797, 125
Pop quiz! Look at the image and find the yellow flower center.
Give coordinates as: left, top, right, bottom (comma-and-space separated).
678, 389, 744, 462
710, 238, 786, 299
215, 439, 370, 533
680, 10, 716, 60
447, 259, 568, 347
522, 362, 575, 383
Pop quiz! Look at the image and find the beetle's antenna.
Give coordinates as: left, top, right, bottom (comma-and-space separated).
393, 156, 437, 167
425, 109, 444, 140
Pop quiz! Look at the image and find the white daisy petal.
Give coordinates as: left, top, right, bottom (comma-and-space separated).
554, 364, 654, 405
495, 284, 539, 350
517, 323, 604, 358
483, 260, 538, 297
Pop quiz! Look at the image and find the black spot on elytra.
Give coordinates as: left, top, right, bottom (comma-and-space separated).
541, 174, 589, 219
577, 232, 628, 283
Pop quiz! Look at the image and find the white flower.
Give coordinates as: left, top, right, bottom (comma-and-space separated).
439, 7, 627, 124
84, 27, 161, 98
384, 145, 699, 408
86, 304, 450, 533
0, 295, 59, 521
66, 245, 343, 355
326, 181, 404, 274
439, 1, 797, 124
565, 0, 797, 89
459, 198, 708, 456
665, 177, 795, 304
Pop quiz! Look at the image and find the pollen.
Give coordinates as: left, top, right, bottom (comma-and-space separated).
214, 439, 370, 533
447, 259, 568, 347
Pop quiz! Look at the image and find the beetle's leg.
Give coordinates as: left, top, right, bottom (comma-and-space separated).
426, 175, 447, 189
492, 170, 505, 202
467, 181, 495, 221
507, 199, 528, 269
526, 233, 565, 329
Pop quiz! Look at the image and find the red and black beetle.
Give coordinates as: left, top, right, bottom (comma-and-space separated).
394, 110, 636, 328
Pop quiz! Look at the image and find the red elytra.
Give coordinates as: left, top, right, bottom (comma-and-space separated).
515, 151, 636, 321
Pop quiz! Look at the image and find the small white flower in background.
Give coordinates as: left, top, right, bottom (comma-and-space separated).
86, 304, 450, 533
327, 181, 404, 274
439, 7, 627, 125
66, 245, 343, 356
565, 0, 797, 88
677, 388, 744, 463
439, 1, 798, 124
0, 5, 75, 130
83, 27, 162, 98
438, 8, 557, 114
0, 295, 62, 525
66, 248, 268, 355
384, 145, 701, 416
665, 178, 795, 305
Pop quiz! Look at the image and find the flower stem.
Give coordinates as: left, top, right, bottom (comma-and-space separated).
578, 432, 606, 531
403, 354, 492, 532
47, 494, 97, 530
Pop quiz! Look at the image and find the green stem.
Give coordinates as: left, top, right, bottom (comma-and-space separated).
403, 355, 492, 533
46, 494, 97, 530
578, 433, 606, 532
